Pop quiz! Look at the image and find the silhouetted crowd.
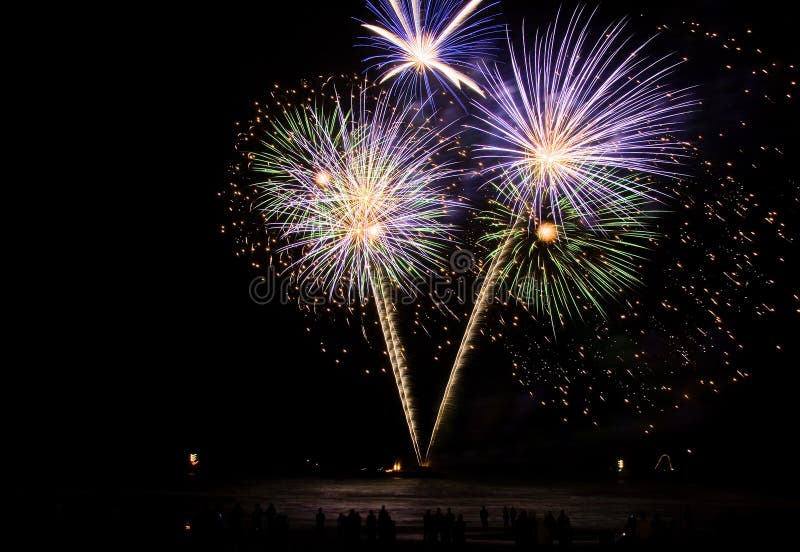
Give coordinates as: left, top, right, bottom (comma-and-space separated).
182, 502, 709, 550
421, 507, 468, 545
330, 505, 397, 546
499, 506, 574, 548
48, 486, 792, 552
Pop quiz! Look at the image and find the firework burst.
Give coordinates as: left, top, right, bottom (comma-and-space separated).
246, 81, 462, 464
426, 9, 693, 462
474, 6, 693, 224
480, 189, 658, 330
250, 85, 460, 300
426, 187, 659, 461
360, 0, 501, 100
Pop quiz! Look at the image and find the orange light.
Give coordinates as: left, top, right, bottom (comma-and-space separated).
537, 222, 558, 243
189, 453, 199, 467
366, 222, 383, 240
314, 171, 331, 188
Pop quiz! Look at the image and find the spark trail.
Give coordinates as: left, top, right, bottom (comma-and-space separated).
425, 8, 690, 461
244, 79, 460, 463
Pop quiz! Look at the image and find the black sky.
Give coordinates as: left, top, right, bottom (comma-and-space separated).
17, 1, 799, 489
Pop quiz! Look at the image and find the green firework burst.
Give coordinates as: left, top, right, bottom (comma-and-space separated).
480, 183, 660, 329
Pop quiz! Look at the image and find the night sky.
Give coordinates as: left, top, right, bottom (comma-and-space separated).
21, 1, 799, 489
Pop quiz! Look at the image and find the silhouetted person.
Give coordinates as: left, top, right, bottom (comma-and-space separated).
544, 512, 557, 545
355, 509, 363, 543
423, 509, 433, 542
510, 507, 518, 531
455, 514, 466, 546
530, 512, 539, 546
480, 505, 489, 530
366, 510, 377, 542
557, 511, 572, 549
503, 506, 510, 533
266, 503, 277, 531
556, 510, 570, 546
434, 508, 444, 543
515, 510, 529, 548
444, 508, 455, 543
338, 512, 347, 542
537, 513, 550, 547
346, 509, 362, 544
378, 505, 392, 543
252, 503, 264, 533
378, 506, 389, 526
316, 508, 325, 538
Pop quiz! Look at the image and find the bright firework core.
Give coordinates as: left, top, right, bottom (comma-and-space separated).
314, 170, 331, 188
248, 83, 462, 465
410, 36, 438, 71
361, 0, 498, 98
347, 184, 384, 243
251, 82, 459, 299
536, 221, 558, 243
532, 146, 568, 171
473, 8, 692, 223
366, 222, 383, 240
351, 221, 384, 242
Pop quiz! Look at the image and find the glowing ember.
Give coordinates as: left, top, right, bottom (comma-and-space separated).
536, 222, 558, 243
314, 170, 331, 188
